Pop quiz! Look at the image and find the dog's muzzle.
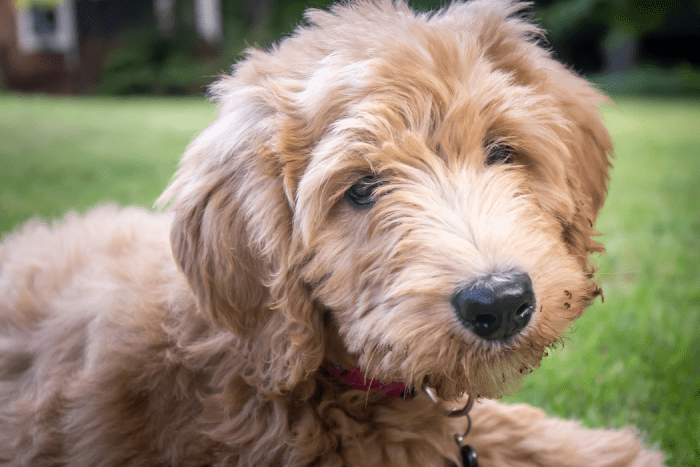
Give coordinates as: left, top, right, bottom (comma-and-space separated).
452, 271, 534, 341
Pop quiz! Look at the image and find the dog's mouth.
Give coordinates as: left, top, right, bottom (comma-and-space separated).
328, 328, 550, 401
324, 344, 544, 402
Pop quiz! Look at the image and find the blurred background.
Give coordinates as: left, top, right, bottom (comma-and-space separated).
1, 0, 699, 96
0, 1, 698, 466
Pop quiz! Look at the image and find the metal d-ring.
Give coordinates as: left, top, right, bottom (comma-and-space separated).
421, 385, 474, 445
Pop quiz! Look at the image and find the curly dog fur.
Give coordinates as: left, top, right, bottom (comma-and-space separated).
0, 1, 664, 465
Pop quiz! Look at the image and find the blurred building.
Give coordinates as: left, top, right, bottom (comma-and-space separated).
0, 0, 221, 93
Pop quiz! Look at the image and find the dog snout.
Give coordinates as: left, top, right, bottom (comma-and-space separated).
451, 271, 535, 341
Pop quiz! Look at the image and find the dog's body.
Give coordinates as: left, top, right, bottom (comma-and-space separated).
0, 1, 664, 465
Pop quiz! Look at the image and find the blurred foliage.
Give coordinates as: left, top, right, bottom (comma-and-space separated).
98, 27, 218, 95
535, 0, 700, 74
539, 0, 675, 37
591, 64, 700, 96
13, 0, 62, 10
88, 0, 700, 96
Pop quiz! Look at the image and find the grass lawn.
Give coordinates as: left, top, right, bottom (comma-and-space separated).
0, 94, 217, 232
1, 93, 698, 465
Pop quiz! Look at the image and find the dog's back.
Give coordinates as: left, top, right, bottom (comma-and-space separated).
0, 207, 189, 464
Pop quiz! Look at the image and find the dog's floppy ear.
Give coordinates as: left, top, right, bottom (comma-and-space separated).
159, 98, 274, 334
546, 64, 613, 267
158, 75, 324, 392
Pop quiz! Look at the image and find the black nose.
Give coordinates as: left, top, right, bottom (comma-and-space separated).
452, 271, 535, 341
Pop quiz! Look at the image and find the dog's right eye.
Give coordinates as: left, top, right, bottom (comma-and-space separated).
485, 142, 514, 165
345, 176, 383, 209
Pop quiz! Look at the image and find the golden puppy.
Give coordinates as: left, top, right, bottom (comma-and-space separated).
0, 1, 664, 465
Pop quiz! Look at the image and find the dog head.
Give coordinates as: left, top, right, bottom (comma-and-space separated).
160, 0, 612, 400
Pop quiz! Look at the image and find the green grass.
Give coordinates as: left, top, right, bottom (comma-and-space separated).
0, 94, 216, 232
1, 94, 698, 465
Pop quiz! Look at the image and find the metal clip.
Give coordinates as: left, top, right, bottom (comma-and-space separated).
421, 385, 478, 467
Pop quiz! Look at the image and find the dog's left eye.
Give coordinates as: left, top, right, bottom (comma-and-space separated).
486, 143, 514, 165
345, 176, 383, 209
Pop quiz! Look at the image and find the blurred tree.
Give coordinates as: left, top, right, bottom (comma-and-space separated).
638, 0, 700, 68
534, 0, 700, 73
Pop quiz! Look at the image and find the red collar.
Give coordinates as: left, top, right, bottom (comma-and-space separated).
322, 363, 413, 399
